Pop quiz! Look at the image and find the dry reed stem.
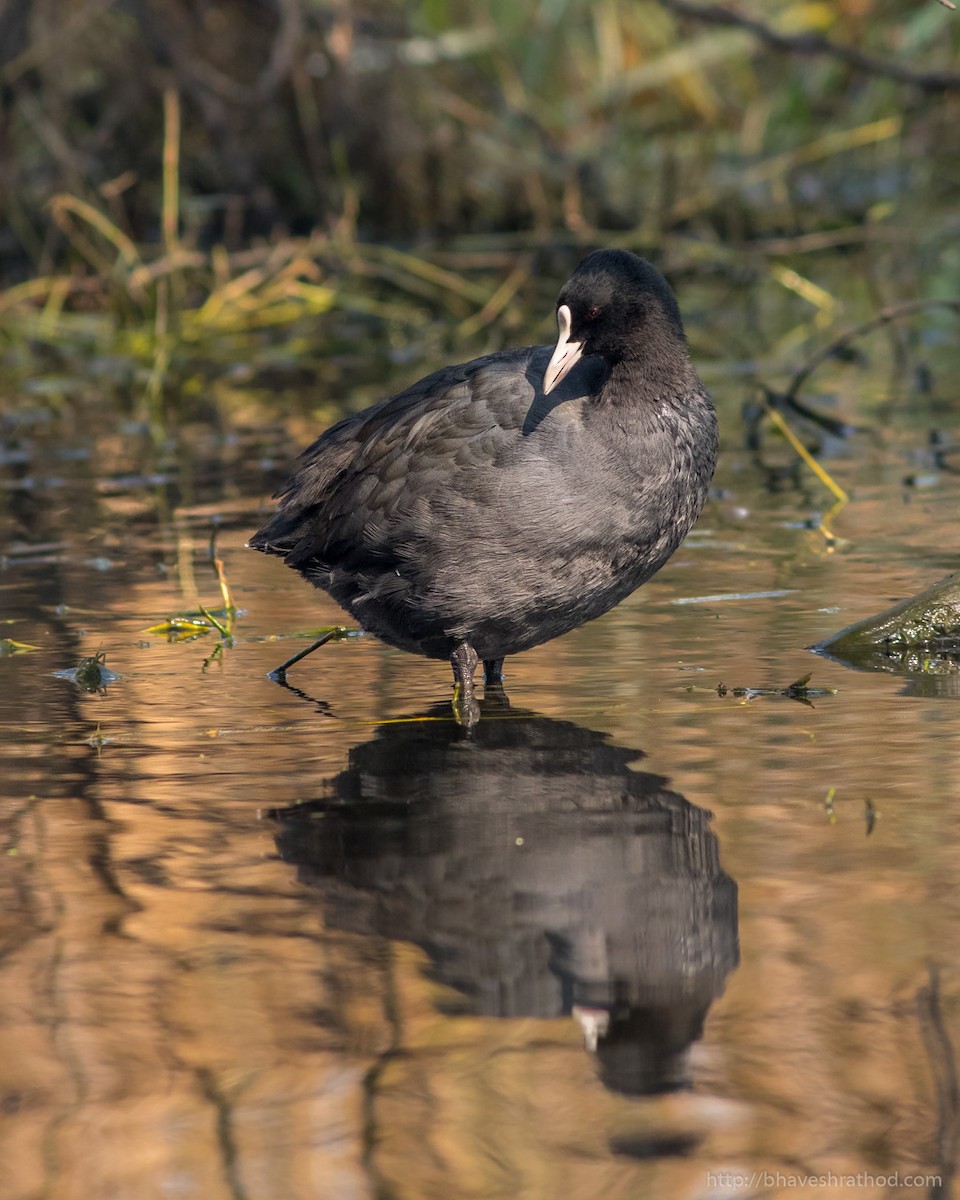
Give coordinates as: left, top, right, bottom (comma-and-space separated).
161, 90, 181, 259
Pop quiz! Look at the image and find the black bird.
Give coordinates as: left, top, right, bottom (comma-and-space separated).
250, 249, 718, 711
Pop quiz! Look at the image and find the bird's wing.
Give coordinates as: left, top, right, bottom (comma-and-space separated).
248, 347, 547, 568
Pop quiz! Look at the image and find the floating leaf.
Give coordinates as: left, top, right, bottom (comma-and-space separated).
257, 626, 361, 644
0, 638, 41, 655
145, 616, 214, 640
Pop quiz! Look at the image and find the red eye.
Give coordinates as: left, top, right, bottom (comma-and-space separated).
586, 306, 601, 320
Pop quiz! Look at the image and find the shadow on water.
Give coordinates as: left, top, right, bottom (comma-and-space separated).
271, 696, 739, 1105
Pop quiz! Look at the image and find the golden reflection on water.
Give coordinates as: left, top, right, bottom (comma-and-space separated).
1, 377, 960, 1199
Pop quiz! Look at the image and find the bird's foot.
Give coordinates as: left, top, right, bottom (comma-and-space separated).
450, 642, 481, 727
451, 682, 481, 728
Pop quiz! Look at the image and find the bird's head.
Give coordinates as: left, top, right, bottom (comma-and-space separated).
543, 249, 687, 395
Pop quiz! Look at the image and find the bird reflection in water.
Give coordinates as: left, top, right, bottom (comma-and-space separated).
271, 697, 738, 1097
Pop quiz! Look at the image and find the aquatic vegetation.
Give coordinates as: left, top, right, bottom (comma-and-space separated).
0, 0, 957, 416
145, 529, 241, 668
145, 614, 229, 642
713, 672, 838, 705
55, 649, 120, 693
0, 638, 40, 655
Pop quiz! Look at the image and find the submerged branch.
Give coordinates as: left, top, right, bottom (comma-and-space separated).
784, 298, 960, 401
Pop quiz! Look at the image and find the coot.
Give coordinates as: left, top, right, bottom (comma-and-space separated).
250, 249, 717, 707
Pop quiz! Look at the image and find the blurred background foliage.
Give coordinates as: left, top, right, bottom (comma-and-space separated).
0, 0, 958, 406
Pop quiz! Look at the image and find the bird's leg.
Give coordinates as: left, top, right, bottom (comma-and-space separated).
483, 658, 504, 685
450, 642, 480, 727
450, 642, 479, 691
482, 656, 510, 707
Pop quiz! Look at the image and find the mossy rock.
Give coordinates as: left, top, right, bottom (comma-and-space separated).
814, 570, 960, 673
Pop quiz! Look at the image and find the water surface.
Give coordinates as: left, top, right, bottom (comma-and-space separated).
1, 346, 959, 1199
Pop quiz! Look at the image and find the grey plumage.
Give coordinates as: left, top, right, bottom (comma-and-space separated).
250, 250, 718, 678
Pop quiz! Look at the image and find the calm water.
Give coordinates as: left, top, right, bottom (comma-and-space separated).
1, 348, 959, 1200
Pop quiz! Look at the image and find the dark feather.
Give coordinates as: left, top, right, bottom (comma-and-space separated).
250, 251, 718, 667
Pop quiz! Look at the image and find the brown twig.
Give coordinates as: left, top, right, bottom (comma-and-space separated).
784, 298, 960, 401
659, 0, 960, 92
161, 90, 181, 259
